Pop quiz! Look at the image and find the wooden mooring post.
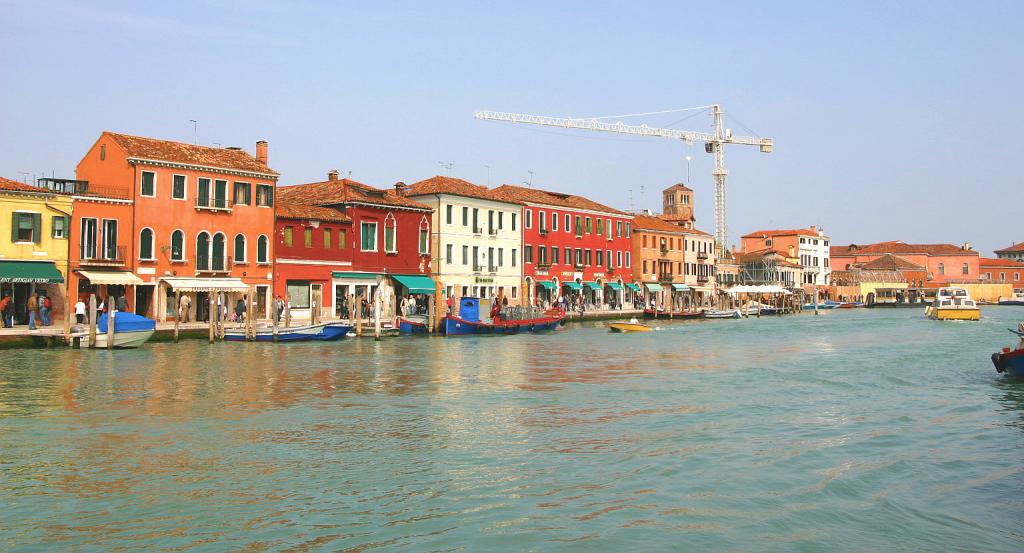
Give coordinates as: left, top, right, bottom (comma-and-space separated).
106, 296, 115, 350
208, 294, 215, 344
174, 291, 181, 342
88, 294, 97, 348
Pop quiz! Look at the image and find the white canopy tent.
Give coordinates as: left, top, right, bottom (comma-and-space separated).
725, 285, 793, 295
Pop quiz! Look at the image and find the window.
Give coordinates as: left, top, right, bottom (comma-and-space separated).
12, 212, 39, 243
446, 244, 453, 264
565, 214, 571, 233
172, 175, 186, 200
538, 246, 547, 266
197, 178, 211, 206
472, 209, 479, 233
596, 218, 602, 236
552, 247, 560, 265
524, 245, 533, 263
488, 210, 495, 234
596, 250, 604, 267
552, 213, 558, 231
211, 233, 226, 270
462, 206, 468, 226
765, 238, 773, 246
80, 218, 97, 258
171, 230, 185, 261
256, 184, 274, 207
233, 182, 251, 205
287, 281, 311, 309
235, 234, 246, 262
606, 219, 612, 239
100, 144, 105, 160
384, 214, 397, 253
139, 228, 154, 259
574, 216, 582, 236
999, 272, 1006, 280
284, 226, 294, 247
51, 216, 68, 239
446, 205, 453, 225
962, 263, 969, 275
625, 251, 631, 267
196, 232, 210, 270
338, 229, 346, 249
606, 250, 613, 269
257, 235, 269, 263
213, 180, 228, 208
419, 218, 429, 254
539, 210, 546, 232
304, 227, 313, 248
585, 249, 592, 266
575, 248, 582, 266
565, 247, 571, 265
323, 229, 331, 249
525, 209, 533, 229
625, 223, 630, 237
643, 260, 648, 273
102, 219, 118, 260
1015, 272, 1021, 281
616, 251, 622, 268
615, 221, 622, 237
361, 221, 378, 251
511, 213, 517, 231
141, 171, 156, 197
585, 217, 592, 233
938, 263, 945, 275
512, 249, 517, 266
499, 211, 504, 230
462, 245, 468, 265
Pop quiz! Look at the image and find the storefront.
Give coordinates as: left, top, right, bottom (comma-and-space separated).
670, 283, 691, 310
534, 279, 556, 306
391, 274, 437, 317
604, 281, 623, 309
158, 277, 250, 323
644, 282, 664, 308
583, 281, 601, 307
0, 260, 65, 325
625, 282, 642, 308
75, 269, 144, 315
332, 272, 385, 320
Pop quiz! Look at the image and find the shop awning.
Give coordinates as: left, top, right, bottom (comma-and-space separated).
645, 283, 663, 292
626, 283, 641, 292
77, 270, 143, 286
536, 280, 556, 290
392, 274, 436, 294
605, 282, 623, 291
0, 260, 63, 283
584, 281, 601, 291
671, 283, 692, 291
162, 277, 249, 292
332, 271, 381, 281
563, 281, 582, 291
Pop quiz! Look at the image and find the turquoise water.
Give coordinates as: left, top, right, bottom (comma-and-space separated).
2, 308, 1023, 552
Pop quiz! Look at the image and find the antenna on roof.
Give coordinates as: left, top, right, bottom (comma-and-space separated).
438, 161, 454, 177
189, 119, 198, 144
527, 170, 534, 187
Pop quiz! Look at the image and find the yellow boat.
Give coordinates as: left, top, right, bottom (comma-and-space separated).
926, 287, 981, 321
609, 321, 652, 333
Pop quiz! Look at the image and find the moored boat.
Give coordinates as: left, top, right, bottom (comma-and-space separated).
742, 301, 781, 315
81, 312, 156, 348
397, 315, 429, 334
608, 320, 652, 332
998, 292, 1024, 306
925, 287, 981, 321
704, 308, 743, 319
642, 308, 703, 320
223, 322, 353, 342
444, 298, 565, 336
991, 325, 1024, 378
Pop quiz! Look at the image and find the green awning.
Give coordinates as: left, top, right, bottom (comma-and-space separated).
536, 281, 556, 290
584, 281, 601, 291
563, 281, 582, 291
626, 283, 641, 292
671, 284, 692, 291
644, 282, 663, 292
392, 274, 436, 294
332, 272, 380, 280
605, 282, 623, 291
0, 261, 63, 283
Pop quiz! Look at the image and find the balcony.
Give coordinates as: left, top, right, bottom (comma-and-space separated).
488, 228, 498, 237
698, 275, 709, 283
488, 265, 497, 273
573, 263, 584, 270
195, 197, 232, 212
473, 264, 484, 273
78, 245, 126, 267
697, 251, 708, 260
537, 261, 552, 270
658, 273, 674, 283
660, 246, 669, 255
196, 256, 233, 274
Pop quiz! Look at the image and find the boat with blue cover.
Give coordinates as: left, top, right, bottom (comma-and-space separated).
444, 297, 565, 336
992, 324, 1024, 378
223, 322, 353, 342
85, 312, 157, 348
397, 316, 429, 334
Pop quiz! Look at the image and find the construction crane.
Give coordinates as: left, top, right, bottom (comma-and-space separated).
473, 105, 773, 258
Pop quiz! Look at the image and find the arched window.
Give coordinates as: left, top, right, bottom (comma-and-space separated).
257, 235, 268, 263
418, 215, 429, 255
139, 228, 154, 260
234, 234, 246, 263
171, 230, 184, 261
196, 232, 210, 270
384, 212, 397, 253
212, 233, 226, 271
938, 263, 945, 275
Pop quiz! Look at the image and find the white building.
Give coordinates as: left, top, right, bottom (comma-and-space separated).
740, 226, 831, 287
404, 176, 523, 305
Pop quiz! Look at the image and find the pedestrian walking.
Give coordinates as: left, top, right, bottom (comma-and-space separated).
27, 292, 38, 330
179, 294, 191, 323
40, 294, 52, 326
0, 293, 12, 328
74, 297, 86, 325
235, 298, 246, 323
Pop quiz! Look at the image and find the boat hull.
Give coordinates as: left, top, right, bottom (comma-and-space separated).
992, 349, 1024, 378
643, 309, 703, 320
443, 314, 564, 336
224, 322, 353, 342
91, 329, 155, 348
927, 307, 981, 321
998, 300, 1024, 306
704, 309, 742, 319
608, 322, 651, 332
397, 317, 429, 334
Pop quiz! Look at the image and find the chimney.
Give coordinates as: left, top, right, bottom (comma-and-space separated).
328, 169, 339, 181
394, 181, 407, 195
963, 242, 971, 251
256, 140, 268, 165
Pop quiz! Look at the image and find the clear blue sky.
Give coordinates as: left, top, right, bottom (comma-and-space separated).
2, 1, 1021, 254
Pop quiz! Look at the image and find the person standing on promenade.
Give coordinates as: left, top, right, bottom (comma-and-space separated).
74, 297, 86, 325
115, 294, 127, 313
27, 292, 38, 330
179, 294, 191, 323
273, 295, 284, 324
234, 298, 246, 323
0, 293, 11, 327
40, 294, 52, 326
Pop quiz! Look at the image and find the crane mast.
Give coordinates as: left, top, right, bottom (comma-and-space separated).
474, 105, 773, 258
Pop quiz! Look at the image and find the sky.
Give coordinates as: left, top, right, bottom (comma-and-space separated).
2, 1, 1021, 255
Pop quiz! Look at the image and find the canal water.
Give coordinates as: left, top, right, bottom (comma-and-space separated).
2, 308, 1023, 552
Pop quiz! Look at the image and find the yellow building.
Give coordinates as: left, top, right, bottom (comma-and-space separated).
0, 177, 73, 326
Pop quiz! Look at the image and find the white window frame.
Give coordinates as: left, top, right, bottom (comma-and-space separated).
170, 229, 186, 262
565, 214, 571, 233
257, 234, 270, 264
12, 210, 39, 244
384, 213, 398, 254
525, 208, 533, 229
234, 233, 247, 264
360, 221, 379, 252
172, 174, 187, 201
418, 216, 430, 255
552, 212, 558, 231
538, 210, 546, 231
140, 170, 157, 198
138, 227, 156, 260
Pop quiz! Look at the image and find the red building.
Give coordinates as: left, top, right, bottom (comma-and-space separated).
75, 132, 279, 321
980, 258, 1024, 290
493, 184, 633, 308
830, 241, 980, 285
275, 171, 433, 321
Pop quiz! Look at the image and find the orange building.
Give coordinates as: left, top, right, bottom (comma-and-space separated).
830, 241, 980, 285
75, 132, 279, 321
740, 226, 831, 288
980, 258, 1024, 290
631, 214, 690, 309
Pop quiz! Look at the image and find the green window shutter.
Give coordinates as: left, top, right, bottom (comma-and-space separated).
10, 213, 17, 243
32, 213, 41, 243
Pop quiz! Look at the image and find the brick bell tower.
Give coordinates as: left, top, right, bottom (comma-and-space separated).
661, 183, 695, 229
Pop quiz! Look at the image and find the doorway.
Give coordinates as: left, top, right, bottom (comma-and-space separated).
135, 285, 152, 317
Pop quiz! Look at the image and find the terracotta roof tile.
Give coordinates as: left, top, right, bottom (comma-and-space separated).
980, 257, 1024, 268
105, 132, 278, 175
632, 214, 689, 233
405, 176, 514, 204
278, 178, 431, 211
995, 242, 1024, 253
857, 254, 926, 271
831, 270, 907, 284
664, 182, 692, 192
0, 176, 46, 193
741, 227, 823, 238
276, 201, 352, 224
832, 241, 975, 256
492, 184, 627, 216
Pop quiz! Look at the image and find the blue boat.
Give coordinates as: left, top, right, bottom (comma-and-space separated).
443, 298, 565, 336
397, 316, 429, 334
992, 326, 1024, 378
224, 322, 353, 342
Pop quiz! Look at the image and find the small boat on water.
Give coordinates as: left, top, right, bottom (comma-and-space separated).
801, 300, 841, 310
223, 322, 353, 342
991, 324, 1024, 378
743, 301, 781, 315
397, 315, 429, 334
609, 318, 652, 332
998, 292, 1024, 306
643, 308, 703, 320
444, 298, 565, 336
78, 312, 156, 348
704, 308, 744, 319
925, 287, 981, 321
